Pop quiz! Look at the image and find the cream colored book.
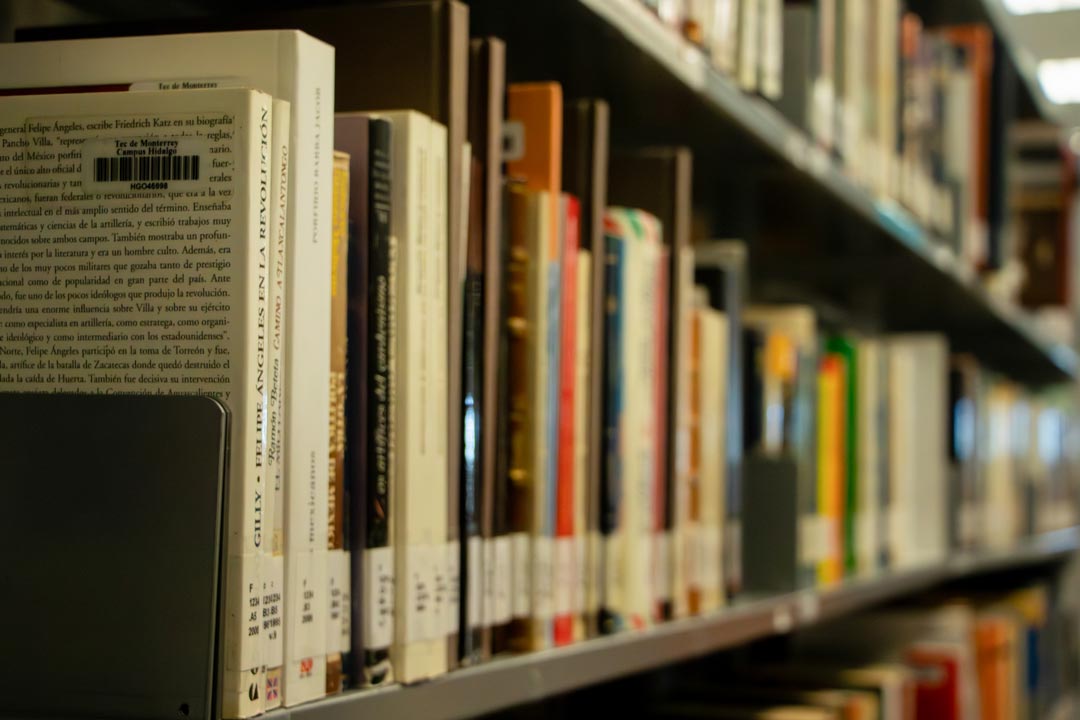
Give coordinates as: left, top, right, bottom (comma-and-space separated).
263, 96, 290, 711
0, 31, 335, 711
0, 88, 277, 716
697, 304, 727, 613
887, 334, 948, 568
361, 110, 450, 684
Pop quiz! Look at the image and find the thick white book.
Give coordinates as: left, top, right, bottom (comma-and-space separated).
264, 96, 291, 711
428, 119, 452, 655
887, 334, 948, 568
0, 87, 273, 716
737, 0, 761, 92
0, 31, 336, 710
365, 110, 449, 683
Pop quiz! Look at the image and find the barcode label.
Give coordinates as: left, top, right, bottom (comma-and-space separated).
94, 154, 200, 182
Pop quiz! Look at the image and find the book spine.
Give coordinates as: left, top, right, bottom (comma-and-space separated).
281, 34, 335, 707
473, 38, 507, 662
364, 118, 395, 685
687, 308, 702, 616
389, 111, 435, 683
460, 158, 485, 664
219, 92, 273, 720
625, 225, 653, 631
501, 187, 532, 654
572, 249, 592, 642
429, 120, 453, 675
263, 97, 291, 711
554, 196, 580, 646
532, 191, 557, 651
600, 228, 626, 634
325, 152, 350, 695
698, 309, 727, 612
653, 245, 671, 623
490, 183, 518, 656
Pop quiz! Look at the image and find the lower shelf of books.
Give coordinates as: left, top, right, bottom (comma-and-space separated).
269, 526, 1079, 720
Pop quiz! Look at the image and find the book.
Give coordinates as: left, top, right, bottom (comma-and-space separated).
506, 82, 563, 652
572, 247, 593, 640
325, 150, 351, 695
0, 87, 281, 717
0, 31, 335, 711
816, 353, 845, 586
562, 98, 610, 638
693, 241, 746, 599
608, 147, 693, 625
854, 338, 888, 575
697, 301, 727, 612
652, 244, 673, 622
887, 334, 948, 568
824, 336, 857, 576
360, 110, 449, 684
467, 35, 506, 664
555, 195, 581, 646
264, 97, 290, 710
336, 116, 391, 687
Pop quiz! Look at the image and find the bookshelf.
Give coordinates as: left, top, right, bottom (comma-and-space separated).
469, 0, 1079, 384
266, 527, 1079, 720
1, 0, 1077, 717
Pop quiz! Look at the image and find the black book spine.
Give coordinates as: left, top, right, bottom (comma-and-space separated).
364, 118, 393, 686
343, 115, 370, 689
459, 158, 486, 664
489, 181, 514, 655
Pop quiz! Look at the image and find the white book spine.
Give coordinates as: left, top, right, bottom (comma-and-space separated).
428, 120, 451, 653
276, 33, 335, 708
738, 0, 761, 91
263, 96, 290, 712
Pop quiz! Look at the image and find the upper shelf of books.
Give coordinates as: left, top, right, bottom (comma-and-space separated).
468, 0, 1079, 384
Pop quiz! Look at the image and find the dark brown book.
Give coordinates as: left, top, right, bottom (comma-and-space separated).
607, 146, 693, 622
465, 35, 506, 665
561, 98, 609, 638
494, 185, 531, 656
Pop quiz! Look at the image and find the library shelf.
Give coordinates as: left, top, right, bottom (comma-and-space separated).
467, 0, 1078, 385
269, 527, 1078, 720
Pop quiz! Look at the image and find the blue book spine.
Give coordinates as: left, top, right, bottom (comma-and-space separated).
600, 232, 625, 634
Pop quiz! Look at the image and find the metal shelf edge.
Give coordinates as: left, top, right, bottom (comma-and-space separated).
273, 528, 1078, 720
576, 0, 1075, 382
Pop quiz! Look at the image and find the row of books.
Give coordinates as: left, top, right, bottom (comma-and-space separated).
635, 583, 1074, 720
0, 4, 1073, 720
636, 0, 1010, 280
738, 305, 1078, 593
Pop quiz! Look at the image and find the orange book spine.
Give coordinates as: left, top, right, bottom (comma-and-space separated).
554, 196, 580, 646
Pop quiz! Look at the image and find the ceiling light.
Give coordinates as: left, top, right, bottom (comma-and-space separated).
1038, 58, 1080, 104
1003, 0, 1080, 13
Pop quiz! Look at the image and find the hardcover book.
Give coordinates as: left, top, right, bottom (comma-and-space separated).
0, 87, 278, 717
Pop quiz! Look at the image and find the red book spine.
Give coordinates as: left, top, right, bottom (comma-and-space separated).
907, 645, 962, 720
652, 246, 670, 622
554, 195, 580, 646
